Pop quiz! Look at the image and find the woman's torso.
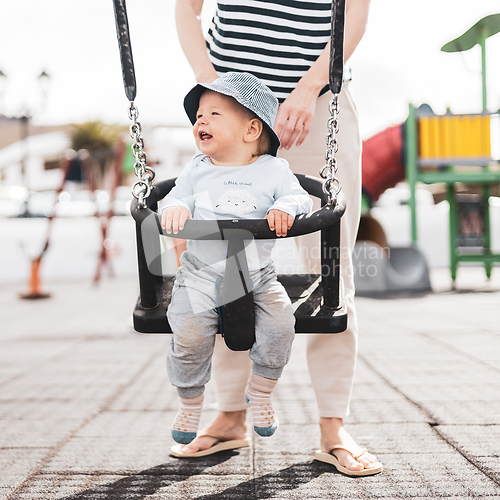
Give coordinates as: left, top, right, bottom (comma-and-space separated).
206, 0, 332, 102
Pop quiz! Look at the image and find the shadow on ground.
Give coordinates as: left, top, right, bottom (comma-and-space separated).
56, 455, 336, 500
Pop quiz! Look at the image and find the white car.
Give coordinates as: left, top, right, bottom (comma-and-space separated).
26, 188, 133, 218
28, 190, 100, 218
111, 186, 133, 216
26, 190, 57, 218
0, 186, 29, 218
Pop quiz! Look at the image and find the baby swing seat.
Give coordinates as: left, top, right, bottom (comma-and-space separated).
131, 175, 347, 338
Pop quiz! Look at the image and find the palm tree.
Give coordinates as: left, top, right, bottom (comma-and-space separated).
68, 121, 126, 189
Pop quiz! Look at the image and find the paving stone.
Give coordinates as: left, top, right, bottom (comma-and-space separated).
0, 345, 163, 403
361, 359, 500, 387
9, 473, 132, 500
73, 410, 169, 439
135, 474, 254, 500
0, 339, 79, 384
108, 359, 175, 412
347, 399, 430, 424
488, 361, 500, 371
42, 431, 252, 477
350, 358, 382, 383
253, 424, 319, 460
251, 452, 500, 500
475, 457, 500, 482
436, 425, 500, 458
0, 399, 99, 420
0, 448, 49, 491
42, 435, 170, 475
269, 399, 319, 426
338, 423, 455, 456
0, 378, 122, 402
0, 487, 14, 499
429, 330, 500, 351
422, 400, 500, 425
255, 422, 456, 461
359, 356, 482, 375
393, 383, 500, 403
0, 417, 82, 448
350, 382, 410, 401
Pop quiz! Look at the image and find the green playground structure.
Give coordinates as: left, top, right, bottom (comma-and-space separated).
360, 14, 500, 286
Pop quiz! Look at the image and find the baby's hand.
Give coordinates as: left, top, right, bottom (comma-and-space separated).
265, 209, 294, 237
161, 206, 192, 234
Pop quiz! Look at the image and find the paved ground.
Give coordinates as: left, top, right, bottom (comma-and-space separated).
1, 266, 499, 499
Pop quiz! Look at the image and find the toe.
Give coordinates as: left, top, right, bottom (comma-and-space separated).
180, 442, 199, 454
344, 455, 364, 471
358, 452, 381, 469
181, 436, 217, 454
333, 450, 364, 471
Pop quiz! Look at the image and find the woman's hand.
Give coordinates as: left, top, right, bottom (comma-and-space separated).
265, 209, 294, 237
274, 86, 318, 150
161, 206, 192, 234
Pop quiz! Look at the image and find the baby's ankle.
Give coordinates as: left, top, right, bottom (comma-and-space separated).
245, 373, 279, 437
171, 394, 204, 444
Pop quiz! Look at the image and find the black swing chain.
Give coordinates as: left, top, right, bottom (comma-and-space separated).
320, 94, 342, 205
320, 0, 345, 206
129, 103, 155, 208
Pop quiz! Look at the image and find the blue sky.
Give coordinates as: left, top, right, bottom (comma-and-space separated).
1, 0, 499, 140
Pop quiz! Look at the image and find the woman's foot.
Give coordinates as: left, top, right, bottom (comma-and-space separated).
177, 410, 248, 454
319, 417, 382, 472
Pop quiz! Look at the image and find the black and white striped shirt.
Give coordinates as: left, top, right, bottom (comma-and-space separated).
206, 0, 332, 102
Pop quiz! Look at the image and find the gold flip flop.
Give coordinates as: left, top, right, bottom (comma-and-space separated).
314, 444, 383, 476
170, 434, 251, 458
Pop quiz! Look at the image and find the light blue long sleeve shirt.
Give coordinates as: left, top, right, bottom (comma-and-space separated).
160, 154, 313, 271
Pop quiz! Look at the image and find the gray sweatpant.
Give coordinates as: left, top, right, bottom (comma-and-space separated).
166, 251, 295, 398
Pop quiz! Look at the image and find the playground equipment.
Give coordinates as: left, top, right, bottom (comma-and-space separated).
355, 123, 432, 295
405, 103, 500, 281
357, 14, 500, 288
406, 14, 500, 282
113, 0, 349, 347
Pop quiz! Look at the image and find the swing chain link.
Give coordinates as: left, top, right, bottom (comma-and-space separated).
128, 102, 155, 208
320, 94, 342, 205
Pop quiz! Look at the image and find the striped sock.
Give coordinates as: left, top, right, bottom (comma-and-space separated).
171, 394, 203, 444
245, 372, 279, 437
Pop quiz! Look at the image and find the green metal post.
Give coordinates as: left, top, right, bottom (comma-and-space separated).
406, 104, 419, 244
482, 184, 492, 278
446, 184, 458, 282
479, 28, 488, 111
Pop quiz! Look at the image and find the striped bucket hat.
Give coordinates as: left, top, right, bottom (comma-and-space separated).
184, 72, 281, 156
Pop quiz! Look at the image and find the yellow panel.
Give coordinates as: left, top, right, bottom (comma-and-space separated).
469, 116, 479, 156
462, 116, 472, 157
418, 112, 493, 160
481, 115, 491, 156
451, 117, 460, 157
457, 117, 467, 157
441, 116, 452, 158
419, 118, 431, 158
429, 117, 440, 157
449, 115, 458, 157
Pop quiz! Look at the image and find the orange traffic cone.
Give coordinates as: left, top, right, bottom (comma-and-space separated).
19, 258, 51, 300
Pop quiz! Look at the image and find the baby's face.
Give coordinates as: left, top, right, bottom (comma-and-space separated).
193, 90, 254, 164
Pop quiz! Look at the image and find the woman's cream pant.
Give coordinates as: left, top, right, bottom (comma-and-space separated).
211, 85, 361, 418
